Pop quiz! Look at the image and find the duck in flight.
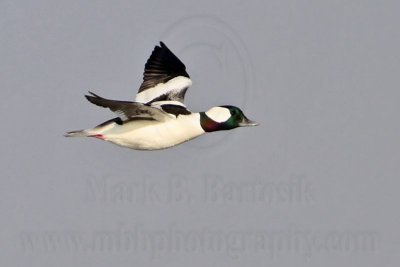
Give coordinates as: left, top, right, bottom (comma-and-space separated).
65, 42, 258, 150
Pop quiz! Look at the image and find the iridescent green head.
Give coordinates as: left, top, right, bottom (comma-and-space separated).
200, 106, 258, 132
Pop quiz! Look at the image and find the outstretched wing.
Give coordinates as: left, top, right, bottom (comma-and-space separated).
85, 91, 171, 121
135, 42, 192, 104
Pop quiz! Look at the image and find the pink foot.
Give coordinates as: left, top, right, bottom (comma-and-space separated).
90, 134, 105, 140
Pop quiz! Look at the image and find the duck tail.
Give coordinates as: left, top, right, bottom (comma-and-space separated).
64, 129, 89, 137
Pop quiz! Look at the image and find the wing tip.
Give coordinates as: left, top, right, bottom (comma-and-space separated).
85, 91, 104, 106
87, 91, 99, 97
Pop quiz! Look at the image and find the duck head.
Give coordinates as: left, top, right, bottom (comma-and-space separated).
200, 106, 258, 132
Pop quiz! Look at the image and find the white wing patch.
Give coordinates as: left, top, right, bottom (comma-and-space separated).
205, 107, 231, 123
150, 100, 187, 108
135, 76, 192, 104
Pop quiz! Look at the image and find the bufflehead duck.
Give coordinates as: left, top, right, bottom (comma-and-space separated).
65, 42, 258, 150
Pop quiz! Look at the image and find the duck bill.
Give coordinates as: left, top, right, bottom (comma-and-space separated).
238, 117, 259, 127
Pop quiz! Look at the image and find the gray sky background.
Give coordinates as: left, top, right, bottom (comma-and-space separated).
1, 1, 399, 266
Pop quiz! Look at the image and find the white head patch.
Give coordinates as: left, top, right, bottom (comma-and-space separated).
205, 107, 231, 123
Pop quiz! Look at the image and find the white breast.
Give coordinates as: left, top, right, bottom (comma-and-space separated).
102, 113, 204, 150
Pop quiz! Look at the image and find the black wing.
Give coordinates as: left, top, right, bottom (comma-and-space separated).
85, 91, 170, 121
135, 42, 192, 104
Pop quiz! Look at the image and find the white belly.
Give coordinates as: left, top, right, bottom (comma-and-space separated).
100, 114, 205, 150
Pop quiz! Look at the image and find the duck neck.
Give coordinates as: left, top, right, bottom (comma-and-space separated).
199, 112, 228, 132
